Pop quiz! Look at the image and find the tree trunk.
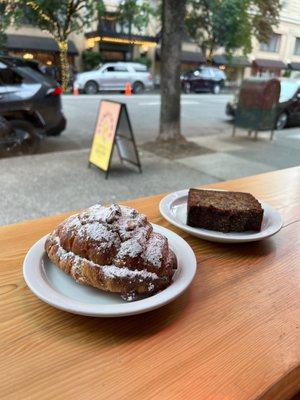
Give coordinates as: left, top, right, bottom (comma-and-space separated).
57, 40, 70, 92
201, 44, 207, 61
207, 44, 215, 63
158, 0, 186, 142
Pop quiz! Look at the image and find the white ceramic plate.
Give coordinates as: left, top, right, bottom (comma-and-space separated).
23, 224, 196, 317
159, 189, 283, 243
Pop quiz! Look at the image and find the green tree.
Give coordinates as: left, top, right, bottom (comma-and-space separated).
117, 0, 154, 35
185, 0, 281, 60
0, 0, 23, 50
20, 0, 106, 91
82, 50, 102, 70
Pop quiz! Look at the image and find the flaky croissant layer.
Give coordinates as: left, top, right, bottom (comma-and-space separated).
45, 204, 177, 299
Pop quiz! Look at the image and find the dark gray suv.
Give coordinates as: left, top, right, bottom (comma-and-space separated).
0, 56, 66, 138
181, 66, 226, 94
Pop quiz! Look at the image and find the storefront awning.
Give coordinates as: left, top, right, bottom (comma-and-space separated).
253, 58, 286, 69
156, 48, 205, 63
289, 62, 300, 71
5, 35, 79, 55
212, 54, 250, 67
181, 50, 205, 63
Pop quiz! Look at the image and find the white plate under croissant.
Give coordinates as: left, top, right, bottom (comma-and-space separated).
23, 204, 196, 317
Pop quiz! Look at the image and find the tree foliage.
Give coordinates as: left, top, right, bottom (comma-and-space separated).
185, 0, 281, 59
132, 56, 151, 68
0, 0, 24, 49
82, 49, 102, 70
15, 0, 106, 90
117, 0, 154, 35
22, 0, 105, 41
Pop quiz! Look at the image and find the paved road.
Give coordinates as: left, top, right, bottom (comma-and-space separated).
39, 93, 232, 153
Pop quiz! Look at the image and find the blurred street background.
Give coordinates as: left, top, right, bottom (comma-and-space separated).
1, 0, 300, 225
1, 92, 299, 225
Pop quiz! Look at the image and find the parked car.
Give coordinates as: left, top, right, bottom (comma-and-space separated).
0, 56, 66, 142
74, 62, 153, 94
181, 66, 226, 94
226, 78, 300, 129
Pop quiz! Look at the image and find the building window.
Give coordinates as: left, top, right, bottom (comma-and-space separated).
260, 34, 281, 52
100, 15, 133, 35
100, 17, 116, 34
294, 38, 300, 55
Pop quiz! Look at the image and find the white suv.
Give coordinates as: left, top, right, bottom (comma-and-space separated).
74, 62, 153, 94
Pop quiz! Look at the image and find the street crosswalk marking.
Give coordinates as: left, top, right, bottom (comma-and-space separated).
139, 101, 200, 106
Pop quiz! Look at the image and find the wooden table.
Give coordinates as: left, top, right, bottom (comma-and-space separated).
1, 167, 300, 400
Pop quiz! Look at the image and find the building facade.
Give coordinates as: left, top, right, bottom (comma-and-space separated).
247, 0, 300, 78
2, 0, 204, 81
3, 0, 300, 84
82, 0, 203, 76
210, 1, 300, 83
4, 25, 83, 71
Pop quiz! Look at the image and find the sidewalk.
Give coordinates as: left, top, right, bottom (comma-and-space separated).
178, 130, 300, 179
0, 149, 216, 226
1, 127, 299, 226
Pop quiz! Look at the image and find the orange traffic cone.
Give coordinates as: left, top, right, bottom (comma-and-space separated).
73, 85, 79, 96
125, 82, 132, 96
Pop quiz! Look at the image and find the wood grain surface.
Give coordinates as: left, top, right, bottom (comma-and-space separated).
0, 166, 300, 400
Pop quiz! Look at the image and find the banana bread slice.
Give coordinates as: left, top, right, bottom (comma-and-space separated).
187, 189, 264, 232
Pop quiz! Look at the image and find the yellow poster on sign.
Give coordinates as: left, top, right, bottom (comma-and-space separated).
89, 101, 121, 171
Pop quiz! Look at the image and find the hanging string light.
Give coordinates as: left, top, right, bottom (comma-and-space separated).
57, 40, 70, 92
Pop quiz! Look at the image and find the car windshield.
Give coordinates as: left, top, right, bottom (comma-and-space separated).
279, 81, 298, 102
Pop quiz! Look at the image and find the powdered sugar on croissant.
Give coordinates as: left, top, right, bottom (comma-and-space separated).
45, 204, 177, 300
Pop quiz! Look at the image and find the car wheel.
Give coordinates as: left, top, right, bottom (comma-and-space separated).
183, 82, 192, 94
84, 81, 98, 95
9, 120, 40, 155
276, 112, 288, 130
212, 84, 221, 94
132, 81, 145, 94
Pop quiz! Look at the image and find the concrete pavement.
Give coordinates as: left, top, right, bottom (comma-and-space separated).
0, 149, 217, 225
178, 129, 300, 178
